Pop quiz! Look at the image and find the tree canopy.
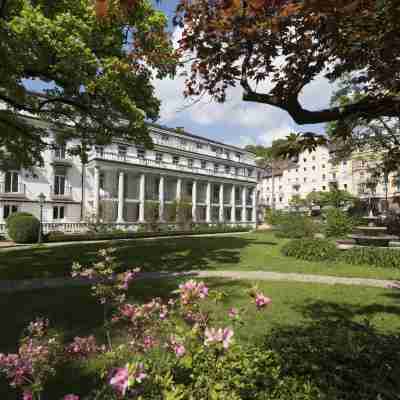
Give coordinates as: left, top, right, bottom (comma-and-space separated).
175, 0, 400, 142
0, 0, 176, 167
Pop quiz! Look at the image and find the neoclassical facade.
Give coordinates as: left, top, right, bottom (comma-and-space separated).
0, 121, 258, 231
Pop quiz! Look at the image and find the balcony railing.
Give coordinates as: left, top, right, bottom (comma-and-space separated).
0, 182, 26, 197
50, 150, 73, 166
50, 185, 73, 200
89, 151, 258, 182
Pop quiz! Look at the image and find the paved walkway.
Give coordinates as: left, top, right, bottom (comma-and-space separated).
0, 270, 398, 294
0, 231, 251, 252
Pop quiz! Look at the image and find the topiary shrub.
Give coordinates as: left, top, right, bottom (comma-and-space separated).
7, 213, 40, 243
324, 208, 355, 238
281, 238, 339, 262
274, 213, 318, 239
5, 212, 33, 230
341, 247, 400, 269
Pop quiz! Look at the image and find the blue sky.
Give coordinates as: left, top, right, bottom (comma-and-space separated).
26, 0, 335, 148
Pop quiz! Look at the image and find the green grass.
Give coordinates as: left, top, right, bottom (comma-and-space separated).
1, 231, 400, 280
1, 278, 400, 399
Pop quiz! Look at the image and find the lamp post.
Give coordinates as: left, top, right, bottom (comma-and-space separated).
38, 192, 46, 244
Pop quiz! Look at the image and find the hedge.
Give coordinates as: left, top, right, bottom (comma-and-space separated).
281, 238, 339, 262
342, 247, 400, 269
45, 226, 252, 243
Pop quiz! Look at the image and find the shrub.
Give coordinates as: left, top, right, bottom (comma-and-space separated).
342, 247, 400, 269
274, 213, 318, 239
5, 211, 33, 229
383, 210, 400, 236
324, 208, 355, 238
265, 209, 287, 226
281, 238, 339, 262
7, 213, 40, 243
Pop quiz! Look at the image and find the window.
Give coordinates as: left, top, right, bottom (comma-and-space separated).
235, 167, 239, 176
196, 142, 203, 149
312, 156, 316, 161
156, 152, 163, 163
4, 171, 19, 193
118, 145, 127, 158
279, 185, 282, 190
266, 197, 270, 203
332, 173, 337, 179
54, 144, 66, 159
343, 161, 347, 166
225, 165, 230, 174
322, 186, 326, 191
188, 159, 194, 168
235, 152, 242, 161
95, 146, 104, 157
279, 197, 283, 203
53, 206, 65, 220
180, 138, 187, 146
266, 187, 270, 191
303, 158, 307, 162
3, 204, 18, 219
304, 167, 307, 171
214, 164, 219, 173
54, 175, 66, 195
201, 160, 207, 169
173, 156, 180, 165
248, 168, 253, 177
295, 169, 298, 173
161, 134, 169, 142
304, 177, 307, 182
344, 184, 348, 190
99, 172, 105, 190
322, 164, 326, 168
224, 151, 230, 159
322, 174, 326, 180
312, 166, 316, 171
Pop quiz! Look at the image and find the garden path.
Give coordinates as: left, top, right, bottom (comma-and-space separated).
0, 270, 398, 294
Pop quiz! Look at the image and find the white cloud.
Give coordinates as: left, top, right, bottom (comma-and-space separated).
154, 27, 335, 148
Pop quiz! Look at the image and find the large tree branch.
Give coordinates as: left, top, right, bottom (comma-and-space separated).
242, 87, 400, 125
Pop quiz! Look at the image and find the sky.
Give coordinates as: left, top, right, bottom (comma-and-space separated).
26, 0, 336, 149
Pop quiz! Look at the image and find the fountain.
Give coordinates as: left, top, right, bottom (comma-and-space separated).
349, 210, 399, 247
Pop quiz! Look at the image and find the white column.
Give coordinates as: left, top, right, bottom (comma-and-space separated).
192, 180, 197, 222
176, 178, 182, 201
139, 173, 146, 222
252, 187, 257, 223
116, 171, 125, 223
219, 183, 224, 222
241, 186, 247, 222
159, 175, 165, 221
206, 182, 211, 222
231, 185, 236, 223
94, 166, 100, 220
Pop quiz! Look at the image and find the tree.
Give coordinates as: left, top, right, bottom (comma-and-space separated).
321, 189, 355, 209
0, 0, 176, 167
289, 194, 306, 211
175, 0, 400, 143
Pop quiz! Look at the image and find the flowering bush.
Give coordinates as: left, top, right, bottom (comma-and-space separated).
0, 248, 320, 400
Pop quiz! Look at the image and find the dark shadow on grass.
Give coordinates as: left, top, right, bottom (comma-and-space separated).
0, 236, 264, 280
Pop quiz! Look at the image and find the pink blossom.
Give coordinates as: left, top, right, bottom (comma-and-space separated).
63, 395, 80, 400
255, 293, 272, 310
179, 280, 209, 304
228, 308, 239, 319
168, 336, 186, 358
142, 336, 156, 351
120, 269, 140, 290
66, 336, 99, 358
22, 391, 33, 400
109, 367, 129, 396
204, 327, 234, 349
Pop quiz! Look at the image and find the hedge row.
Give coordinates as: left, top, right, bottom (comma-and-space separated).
45, 226, 252, 243
281, 238, 400, 269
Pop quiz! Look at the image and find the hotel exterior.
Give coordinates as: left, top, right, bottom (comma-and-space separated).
258, 145, 400, 211
0, 120, 258, 233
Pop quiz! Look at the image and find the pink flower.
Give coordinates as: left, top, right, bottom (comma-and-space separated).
228, 308, 239, 319
66, 336, 99, 358
204, 327, 234, 349
179, 280, 209, 304
22, 392, 33, 400
63, 395, 80, 400
255, 293, 272, 310
120, 269, 140, 290
109, 367, 129, 396
168, 336, 186, 358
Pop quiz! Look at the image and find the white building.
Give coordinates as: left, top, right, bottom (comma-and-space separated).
0, 120, 258, 232
258, 145, 400, 211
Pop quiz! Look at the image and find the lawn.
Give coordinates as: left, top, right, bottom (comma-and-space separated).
1, 231, 400, 280
1, 278, 400, 399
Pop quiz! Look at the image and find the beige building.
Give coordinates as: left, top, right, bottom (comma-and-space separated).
258, 145, 400, 211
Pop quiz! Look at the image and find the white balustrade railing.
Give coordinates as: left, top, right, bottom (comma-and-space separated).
89, 151, 257, 182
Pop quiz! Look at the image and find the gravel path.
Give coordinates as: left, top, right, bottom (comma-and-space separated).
0, 270, 398, 294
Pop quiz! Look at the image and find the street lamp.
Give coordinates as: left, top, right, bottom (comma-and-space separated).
38, 192, 46, 244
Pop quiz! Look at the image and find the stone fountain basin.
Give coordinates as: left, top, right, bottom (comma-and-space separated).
349, 234, 399, 247
355, 226, 388, 235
